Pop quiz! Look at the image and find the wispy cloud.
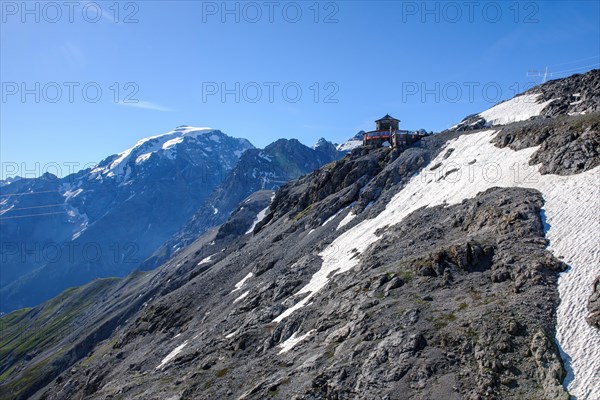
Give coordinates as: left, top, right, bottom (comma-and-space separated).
60, 42, 86, 69
117, 101, 174, 112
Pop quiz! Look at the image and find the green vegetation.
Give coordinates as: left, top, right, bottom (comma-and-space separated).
398, 270, 413, 282
0, 278, 120, 399
215, 367, 229, 378
468, 289, 482, 301
268, 386, 280, 397
292, 204, 314, 221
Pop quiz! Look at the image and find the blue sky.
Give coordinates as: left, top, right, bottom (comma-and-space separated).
1, 0, 599, 178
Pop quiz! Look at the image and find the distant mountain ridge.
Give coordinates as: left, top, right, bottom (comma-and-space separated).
0, 128, 343, 312
0, 126, 253, 312
143, 137, 344, 268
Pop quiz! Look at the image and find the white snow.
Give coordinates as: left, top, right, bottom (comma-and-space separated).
212, 206, 219, 215
337, 139, 362, 152
278, 329, 316, 354
246, 205, 270, 234
231, 272, 253, 293
270, 129, 599, 398
233, 290, 249, 303
258, 153, 272, 162
135, 153, 152, 164
162, 137, 184, 150
0, 205, 14, 216
197, 255, 213, 266
91, 126, 216, 180
323, 209, 343, 226
61, 187, 88, 239
156, 340, 188, 370
63, 188, 83, 200
336, 211, 356, 230
245, 194, 275, 234
478, 93, 555, 126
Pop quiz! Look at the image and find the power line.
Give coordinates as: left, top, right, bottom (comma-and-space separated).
0, 211, 67, 221
550, 63, 600, 77
548, 55, 600, 69
0, 203, 65, 212
0, 190, 60, 197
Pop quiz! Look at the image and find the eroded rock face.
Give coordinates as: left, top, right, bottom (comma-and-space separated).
492, 112, 600, 175
588, 277, 600, 330
532, 69, 600, 117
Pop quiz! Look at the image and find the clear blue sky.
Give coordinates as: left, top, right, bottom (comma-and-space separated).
1, 0, 599, 178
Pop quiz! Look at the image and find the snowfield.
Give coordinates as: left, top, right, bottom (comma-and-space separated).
272, 129, 599, 397
478, 93, 555, 126
337, 139, 362, 152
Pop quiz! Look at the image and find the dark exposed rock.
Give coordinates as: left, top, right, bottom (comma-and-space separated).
588, 276, 600, 330
492, 112, 600, 175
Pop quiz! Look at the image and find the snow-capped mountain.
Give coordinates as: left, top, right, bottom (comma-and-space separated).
143, 138, 344, 268
89, 126, 250, 182
1, 70, 599, 400
336, 131, 364, 152
0, 126, 253, 312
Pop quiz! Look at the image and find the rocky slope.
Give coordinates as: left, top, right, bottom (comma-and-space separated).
1, 71, 599, 400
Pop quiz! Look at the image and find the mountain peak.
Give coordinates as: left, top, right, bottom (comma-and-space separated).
90, 127, 253, 181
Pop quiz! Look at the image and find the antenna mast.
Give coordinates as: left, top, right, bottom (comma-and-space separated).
527, 66, 550, 83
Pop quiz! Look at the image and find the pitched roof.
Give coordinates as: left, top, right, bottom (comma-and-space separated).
375, 114, 400, 122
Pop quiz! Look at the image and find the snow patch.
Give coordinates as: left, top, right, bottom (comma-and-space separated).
156, 340, 188, 370
336, 211, 356, 230
478, 93, 555, 126
246, 205, 270, 234
135, 153, 152, 164
278, 329, 315, 354
231, 272, 253, 293
197, 255, 213, 266
258, 153, 272, 162
323, 209, 343, 226
63, 188, 83, 200
337, 139, 362, 152
245, 194, 275, 234
0, 205, 14, 216
162, 137, 184, 150
233, 290, 249, 303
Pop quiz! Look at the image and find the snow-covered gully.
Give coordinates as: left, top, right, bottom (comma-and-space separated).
273, 129, 599, 398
